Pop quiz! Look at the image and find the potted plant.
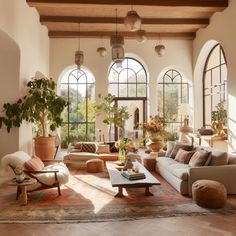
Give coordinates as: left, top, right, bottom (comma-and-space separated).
211, 101, 227, 136
0, 77, 68, 160
94, 93, 130, 141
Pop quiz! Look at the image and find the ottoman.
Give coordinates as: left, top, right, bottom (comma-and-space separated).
86, 159, 104, 173
192, 180, 227, 209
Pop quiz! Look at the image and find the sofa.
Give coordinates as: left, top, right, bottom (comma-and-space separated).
63, 142, 119, 166
155, 142, 236, 196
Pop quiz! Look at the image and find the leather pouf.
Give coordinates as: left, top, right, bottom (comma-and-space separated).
192, 180, 227, 209
143, 157, 156, 171
86, 159, 104, 173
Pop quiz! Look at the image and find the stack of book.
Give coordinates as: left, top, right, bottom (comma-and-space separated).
121, 170, 146, 180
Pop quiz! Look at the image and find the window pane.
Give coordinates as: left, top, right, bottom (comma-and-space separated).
119, 84, 127, 97
109, 84, 118, 96
128, 69, 136, 83
128, 84, 136, 97
137, 84, 146, 97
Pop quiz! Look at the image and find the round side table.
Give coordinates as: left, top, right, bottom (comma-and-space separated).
8, 178, 37, 205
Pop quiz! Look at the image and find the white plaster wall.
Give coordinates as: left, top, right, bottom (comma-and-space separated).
0, 0, 49, 159
50, 38, 193, 139
193, 0, 236, 152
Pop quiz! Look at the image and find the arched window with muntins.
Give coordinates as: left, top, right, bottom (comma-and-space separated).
60, 67, 95, 147
108, 57, 148, 98
108, 57, 148, 140
157, 69, 191, 132
203, 44, 227, 127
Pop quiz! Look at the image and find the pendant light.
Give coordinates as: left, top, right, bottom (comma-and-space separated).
124, 4, 141, 32
75, 23, 84, 69
155, 34, 166, 57
136, 29, 147, 43
110, 9, 125, 64
97, 37, 107, 57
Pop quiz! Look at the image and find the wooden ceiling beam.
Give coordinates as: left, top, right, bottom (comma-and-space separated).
27, 0, 228, 8
49, 31, 196, 39
41, 16, 209, 25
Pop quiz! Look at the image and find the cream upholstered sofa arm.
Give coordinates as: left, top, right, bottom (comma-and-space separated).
188, 165, 236, 196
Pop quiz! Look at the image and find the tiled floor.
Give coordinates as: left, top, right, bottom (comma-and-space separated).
0, 214, 236, 236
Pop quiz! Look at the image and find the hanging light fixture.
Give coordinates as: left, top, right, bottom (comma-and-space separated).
136, 29, 147, 43
97, 37, 107, 57
124, 9, 141, 32
110, 9, 125, 64
155, 34, 166, 57
75, 23, 84, 69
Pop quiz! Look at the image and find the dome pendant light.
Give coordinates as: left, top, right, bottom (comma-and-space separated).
155, 34, 166, 57
136, 29, 147, 43
124, 10, 141, 32
75, 23, 84, 69
97, 36, 107, 57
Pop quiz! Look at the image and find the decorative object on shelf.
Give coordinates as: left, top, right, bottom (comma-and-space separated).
111, 9, 125, 65
211, 101, 227, 136
141, 115, 171, 152
136, 29, 147, 43
75, 23, 84, 69
124, 9, 141, 32
14, 166, 25, 183
155, 34, 166, 56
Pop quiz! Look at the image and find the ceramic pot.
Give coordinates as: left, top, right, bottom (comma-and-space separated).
147, 139, 164, 152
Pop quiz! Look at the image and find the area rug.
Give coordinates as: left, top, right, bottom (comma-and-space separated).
0, 168, 236, 223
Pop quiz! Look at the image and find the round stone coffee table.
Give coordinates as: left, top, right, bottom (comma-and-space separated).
8, 178, 37, 205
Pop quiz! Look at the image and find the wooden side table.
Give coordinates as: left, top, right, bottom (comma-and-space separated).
143, 156, 157, 171
8, 178, 37, 205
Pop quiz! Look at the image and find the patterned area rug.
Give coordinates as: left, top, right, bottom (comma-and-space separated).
1, 168, 236, 223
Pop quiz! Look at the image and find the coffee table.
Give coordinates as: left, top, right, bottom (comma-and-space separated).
106, 161, 160, 197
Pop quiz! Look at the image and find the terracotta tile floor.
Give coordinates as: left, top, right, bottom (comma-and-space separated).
0, 214, 236, 236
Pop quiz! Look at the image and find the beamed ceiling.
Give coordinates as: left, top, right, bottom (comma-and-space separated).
26, 0, 228, 40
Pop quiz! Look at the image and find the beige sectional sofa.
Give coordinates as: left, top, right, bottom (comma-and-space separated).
155, 146, 236, 196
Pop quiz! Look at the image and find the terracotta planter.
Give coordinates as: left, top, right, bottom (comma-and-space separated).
34, 136, 56, 161
147, 139, 164, 152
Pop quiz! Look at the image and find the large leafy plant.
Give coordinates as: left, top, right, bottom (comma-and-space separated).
94, 93, 130, 140
0, 77, 67, 137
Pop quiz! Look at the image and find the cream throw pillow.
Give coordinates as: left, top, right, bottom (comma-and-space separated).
96, 144, 110, 154
189, 150, 212, 167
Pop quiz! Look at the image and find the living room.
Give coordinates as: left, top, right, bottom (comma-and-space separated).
0, 0, 236, 235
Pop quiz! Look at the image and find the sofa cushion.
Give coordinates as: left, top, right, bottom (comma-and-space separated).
197, 147, 228, 166
174, 149, 195, 164
156, 157, 189, 181
99, 153, 118, 161
169, 143, 193, 159
74, 142, 83, 150
165, 141, 176, 157
166, 163, 190, 181
189, 150, 211, 167
64, 152, 99, 161
80, 143, 96, 153
96, 144, 110, 154
25, 156, 44, 171
105, 141, 119, 152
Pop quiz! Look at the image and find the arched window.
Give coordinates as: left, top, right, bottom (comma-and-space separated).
60, 67, 95, 147
108, 57, 148, 139
157, 69, 191, 132
203, 44, 227, 127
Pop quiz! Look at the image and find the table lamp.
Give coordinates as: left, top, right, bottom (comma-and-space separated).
178, 103, 193, 133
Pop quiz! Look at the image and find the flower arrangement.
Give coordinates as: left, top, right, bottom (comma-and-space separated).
141, 115, 171, 141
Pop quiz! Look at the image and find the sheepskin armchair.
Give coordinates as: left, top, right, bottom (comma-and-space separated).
1, 151, 69, 196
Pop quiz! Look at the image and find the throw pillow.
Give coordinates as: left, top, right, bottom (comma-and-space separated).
80, 143, 96, 153
96, 144, 110, 154
189, 150, 212, 167
165, 141, 176, 157
169, 143, 193, 159
74, 142, 82, 151
25, 156, 44, 171
174, 149, 195, 164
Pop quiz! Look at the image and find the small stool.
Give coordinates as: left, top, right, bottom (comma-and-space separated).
192, 180, 227, 209
86, 159, 104, 173
143, 156, 156, 171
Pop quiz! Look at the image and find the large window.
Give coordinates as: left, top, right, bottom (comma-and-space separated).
108, 57, 148, 140
157, 69, 191, 133
60, 68, 95, 147
203, 44, 227, 127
